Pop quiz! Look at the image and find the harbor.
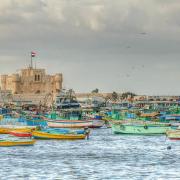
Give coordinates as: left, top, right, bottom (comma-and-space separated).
0, 63, 180, 180
0, 85, 180, 179
1, 0, 180, 179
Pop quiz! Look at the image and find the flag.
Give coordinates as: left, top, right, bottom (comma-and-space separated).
31, 51, 36, 57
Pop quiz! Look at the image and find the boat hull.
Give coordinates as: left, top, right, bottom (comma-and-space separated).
111, 123, 172, 135
48, 120, 104, 128
88, 120, 105, 128
10, 130, 32, 137
0, 139, 35, 146
48, 121, 93, 128
166, 130, 180, 140
32, 131, 86, 140
0, 125, 36, 134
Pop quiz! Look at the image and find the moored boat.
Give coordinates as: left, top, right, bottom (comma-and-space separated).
9, 130, 32, 137
32, 131, 88, 140
0, 125, 37, 134
48, 118, 105, 128
166, 129, 180, 140
0, 139, 35, 146
24, 115, 48, 126
88, 119, 105, 128
111, 121, 172, 135
47, 120, 93, 128
42, 128, 86, 135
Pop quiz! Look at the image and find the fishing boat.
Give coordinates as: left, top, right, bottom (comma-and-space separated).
47, 120, 93, 128
42, 128, 86, 134
166, 129, 180, 140
55, 89, 80, 109
111, 121, 172, 135
164, 114, 180, 121
32, 131, 88, 140
88, 119, 105, 128
9, 130, 32, 137
48, 119, 105, 128
9, 127, 86, 137
24, 115, 47, 126
0, 139, 35, 146
0, 125, 36, 134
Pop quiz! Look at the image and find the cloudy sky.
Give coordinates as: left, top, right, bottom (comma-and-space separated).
0, 0, 180, 95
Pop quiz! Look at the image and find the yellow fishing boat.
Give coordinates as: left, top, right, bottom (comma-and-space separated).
0, 139, 36, 146
32, 131, 86, 140
0, 125, 37, 134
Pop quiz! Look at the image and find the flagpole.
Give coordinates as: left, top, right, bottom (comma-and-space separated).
31, 52, 33, 68
30, 51, 36, 68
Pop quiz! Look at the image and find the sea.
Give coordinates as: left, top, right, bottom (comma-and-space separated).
0, 128, 180, 180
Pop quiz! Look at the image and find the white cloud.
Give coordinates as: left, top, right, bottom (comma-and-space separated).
0, 0, 180, 35
42, 0, 66, 23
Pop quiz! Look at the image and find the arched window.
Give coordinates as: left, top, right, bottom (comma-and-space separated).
36, 90, 40, 94
35, 74, 40, 81
38, 75, 40, 81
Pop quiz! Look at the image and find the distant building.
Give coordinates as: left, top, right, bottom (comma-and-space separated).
0, 67, 63, 95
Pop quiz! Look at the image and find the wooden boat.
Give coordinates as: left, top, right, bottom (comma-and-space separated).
166, 129, 180, 140
24, 115, 48, 126
47, 120, 93, 128
164, 114, 180, 121
48, 118, 105, 128
0, 125, 36, 134
88, 119, 105, 128
0, 139, 35, 146
140, 112, 159, 117
9, 130, 32, 137
32, 131, 87, 140
111, 121, 172, 135
42, 128, 86, 135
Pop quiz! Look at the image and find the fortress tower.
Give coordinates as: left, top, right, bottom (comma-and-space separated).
0, 67, 63, 96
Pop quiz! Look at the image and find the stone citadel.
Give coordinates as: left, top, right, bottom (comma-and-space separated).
0, 66, 63, 104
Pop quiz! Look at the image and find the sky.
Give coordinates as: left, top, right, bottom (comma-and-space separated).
0, 0, 180, 95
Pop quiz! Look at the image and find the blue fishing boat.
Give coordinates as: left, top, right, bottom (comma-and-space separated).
41, 128, 86, 135
23, 115, 47, 126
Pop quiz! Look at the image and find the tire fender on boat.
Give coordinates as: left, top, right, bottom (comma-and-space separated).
144, 125, 148, 129
120, 125, 125, 130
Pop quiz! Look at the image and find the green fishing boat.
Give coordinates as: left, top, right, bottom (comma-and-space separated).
111, 121, 172, 135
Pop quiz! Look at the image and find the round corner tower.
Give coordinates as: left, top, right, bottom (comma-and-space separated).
11, 74, 20, 94
0, 75, 8, 91
54, 73, 63, 93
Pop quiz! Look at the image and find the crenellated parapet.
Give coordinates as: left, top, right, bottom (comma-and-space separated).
12, 74, 20, 82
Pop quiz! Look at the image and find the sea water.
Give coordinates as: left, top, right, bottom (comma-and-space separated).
0, 129, 180, 180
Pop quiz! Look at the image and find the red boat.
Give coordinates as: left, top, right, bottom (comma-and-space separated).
9, 131, 32, 137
